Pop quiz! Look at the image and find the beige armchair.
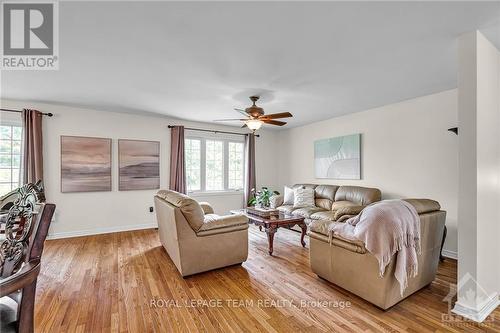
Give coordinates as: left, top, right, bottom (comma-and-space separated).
154, 190, 249, 277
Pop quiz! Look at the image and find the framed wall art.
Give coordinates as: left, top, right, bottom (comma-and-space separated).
61, 136, 112, 193
118, 139, 160, 191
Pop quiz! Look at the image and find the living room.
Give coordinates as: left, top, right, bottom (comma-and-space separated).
0, 1, 499, 332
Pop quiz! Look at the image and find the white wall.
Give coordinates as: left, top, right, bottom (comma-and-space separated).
276, 89, 459, 254
0, 100, 280, 238
455, 31, 500, 321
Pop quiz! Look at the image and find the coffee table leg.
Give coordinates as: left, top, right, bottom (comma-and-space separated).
266, 227, 277, 255
300, 224, 307, 247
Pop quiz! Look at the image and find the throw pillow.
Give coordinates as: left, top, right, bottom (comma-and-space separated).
269, 194, 284, 208
293, 187, 315, 208
283, 186, 294, 205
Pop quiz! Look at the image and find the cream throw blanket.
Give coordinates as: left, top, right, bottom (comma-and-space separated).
327, 199, 421, 296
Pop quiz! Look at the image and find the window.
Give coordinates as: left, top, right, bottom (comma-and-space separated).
205, 140, 224, 190
228, 142, 244, 189
0, 125, 22, 196
185, 136, 245, 193
185, 138, 201, 191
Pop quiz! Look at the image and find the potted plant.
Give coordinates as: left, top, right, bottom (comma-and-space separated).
247, 187, 280, 208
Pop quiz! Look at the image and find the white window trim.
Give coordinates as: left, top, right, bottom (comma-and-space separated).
185, 132, 245, 195
0, 119, 22, 127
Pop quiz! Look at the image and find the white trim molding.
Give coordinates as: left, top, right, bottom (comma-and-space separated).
47, 223, 157, 240
441, 249, 458, 260
452, 292, 500, 323
189, 190, 244, 197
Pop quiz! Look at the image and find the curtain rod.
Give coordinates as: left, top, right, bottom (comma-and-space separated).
0, 108, 53, 117
168, 125, 260, 137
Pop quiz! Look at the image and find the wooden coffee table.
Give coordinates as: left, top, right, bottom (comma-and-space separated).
231, 209, 307, 255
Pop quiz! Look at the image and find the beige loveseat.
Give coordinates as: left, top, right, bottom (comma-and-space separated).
271, 184, 382, 224
154, 190, 249, 277
308, 198, 446, 309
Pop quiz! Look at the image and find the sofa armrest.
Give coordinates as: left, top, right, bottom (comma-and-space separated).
198, 214, 248, 233
403, 199, 441, 214
199, 202, 215, 215
270, 194, 284, 208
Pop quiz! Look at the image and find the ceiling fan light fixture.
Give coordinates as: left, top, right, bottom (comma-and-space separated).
246, 119, 263, 131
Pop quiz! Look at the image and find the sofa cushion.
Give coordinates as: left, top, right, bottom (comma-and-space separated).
403, 199, 440, 214
315, 198, 333, 210
331, 200, 357, 212
156, 190, 205, 231
335, 186, 381, 205
309, 210, 337, 221
292, 207, 326, 218
315, 185, 338, 199
314, 185, 339, 209
283, 186, 294, 205
276, 205, 296, 214
293, 187, 315, 208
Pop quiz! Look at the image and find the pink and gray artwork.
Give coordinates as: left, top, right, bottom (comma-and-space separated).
119, 140, 160, 191
61, 136, 112, 192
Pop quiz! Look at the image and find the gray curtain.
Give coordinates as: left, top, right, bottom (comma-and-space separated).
169, 126, 186, 194
244, 133, 256, 206
21, 109, 44, 185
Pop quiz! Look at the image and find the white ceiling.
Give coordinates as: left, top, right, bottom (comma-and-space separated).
2, 1, 500, 128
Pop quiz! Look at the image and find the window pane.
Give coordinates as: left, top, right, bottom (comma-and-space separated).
0, 126, 11, 140
185, 139, 201, 191
205, 140, 224, 191
12, 169, 19, 184
0, 126, 22, 196
228, 142, 244, 189
0, 140, 11, 153
0, 155, 11, 168
0, 183, 11, 196
12, 140, 21, 154
12, 126, 22, 140
12, 155, 20, 168
0, 169, 10, 182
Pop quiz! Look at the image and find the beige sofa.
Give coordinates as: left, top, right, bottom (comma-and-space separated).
308, 198, 446, 309
271, 184, 382, 225
154, 190, 249, 277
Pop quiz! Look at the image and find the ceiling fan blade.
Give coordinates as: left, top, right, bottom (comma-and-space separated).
235, 108, 249, 117
263, 119, 287, 126
213, 119, 247, 122
260, 112, 293, 119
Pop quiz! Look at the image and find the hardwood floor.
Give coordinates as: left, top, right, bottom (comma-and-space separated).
35, 226, 499, 333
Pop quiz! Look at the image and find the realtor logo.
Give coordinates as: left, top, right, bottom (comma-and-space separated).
1, 1, 59, 70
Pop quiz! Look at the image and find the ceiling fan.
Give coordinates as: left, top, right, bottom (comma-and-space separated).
214, 96, 293, 131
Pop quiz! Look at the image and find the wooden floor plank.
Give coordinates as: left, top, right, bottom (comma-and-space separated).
34, 226, 500, 332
